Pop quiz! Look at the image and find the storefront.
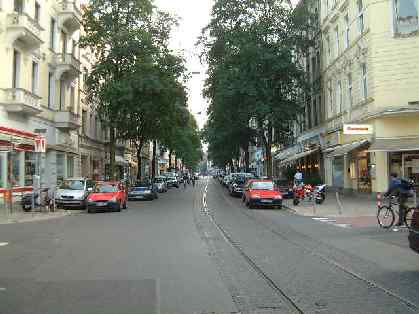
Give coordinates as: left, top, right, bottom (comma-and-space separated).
0, 126, 38, 191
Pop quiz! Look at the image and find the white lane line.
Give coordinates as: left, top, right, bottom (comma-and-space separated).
0, 287, 6, 291
0, 242, 8, 247
312, 217, 329, 221
335, 224, 351, 228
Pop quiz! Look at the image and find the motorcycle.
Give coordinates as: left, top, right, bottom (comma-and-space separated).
314, 184, 326, 204
292, 184, 314, 205
21, 188, 53, 212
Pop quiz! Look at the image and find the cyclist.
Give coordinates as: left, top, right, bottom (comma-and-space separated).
385, 173, 413, 226
192, 176, 195, 188
183, 174, 188, 189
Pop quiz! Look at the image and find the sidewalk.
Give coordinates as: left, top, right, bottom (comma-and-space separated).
283, 192, 416, 228
0, 209, 83, 224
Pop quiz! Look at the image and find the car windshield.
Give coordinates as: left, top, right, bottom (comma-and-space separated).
251, 181, 274, 190
60, 180, 85, 190
95, 185, 118, 193
134, 181, 151, 187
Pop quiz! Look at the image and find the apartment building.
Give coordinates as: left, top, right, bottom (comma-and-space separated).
321, 0, 419, 193
0, 0, 110, 193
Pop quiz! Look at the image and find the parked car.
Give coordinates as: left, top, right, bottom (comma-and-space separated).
55, 178, 95, 209
229, 175, 254, 196
154, 176, 168, 193
243, 179, 283, 209
87, 181, 127, 213
128, 180, 158, 200
408, 207, 419, 253
275, 179, 294, 199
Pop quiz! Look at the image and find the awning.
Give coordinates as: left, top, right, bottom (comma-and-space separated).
327, 140, 369, 157
368, 137, 419, 152
280, 148, 318, 165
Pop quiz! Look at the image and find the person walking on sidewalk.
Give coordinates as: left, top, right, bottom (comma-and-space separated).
385, 173, 412, 226
294, 170, 303, 187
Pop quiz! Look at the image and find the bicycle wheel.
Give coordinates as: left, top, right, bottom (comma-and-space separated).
377, 206, 395, 229
404, 207, 414, 227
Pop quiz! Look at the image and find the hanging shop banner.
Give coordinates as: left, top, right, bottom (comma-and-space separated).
343, 124, 374, 135
35, 137, 47, 153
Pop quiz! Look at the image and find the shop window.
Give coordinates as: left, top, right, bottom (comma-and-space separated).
24, 152, 35, 186
394, 0, 419, 33
56, 153, 65, 184
67, 156, 74, 178
8, 151, 21, 187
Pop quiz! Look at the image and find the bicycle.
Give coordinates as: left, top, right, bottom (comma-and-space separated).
377, 195, 414, 229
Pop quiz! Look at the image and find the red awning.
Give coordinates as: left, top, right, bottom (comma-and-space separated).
0, 126, 39, 139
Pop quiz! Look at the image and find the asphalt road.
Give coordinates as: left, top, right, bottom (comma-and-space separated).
0, 178, 418, 314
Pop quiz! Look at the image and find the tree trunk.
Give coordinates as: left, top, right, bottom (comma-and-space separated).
136, 142, 143, 180
168, 150, 172, 171
152, 140, 157, 178
244, 148, 250, 172
109, 127, 116, 180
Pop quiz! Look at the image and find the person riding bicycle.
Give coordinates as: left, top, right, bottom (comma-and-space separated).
385, 173, 413, 226
192, 176, 195, 187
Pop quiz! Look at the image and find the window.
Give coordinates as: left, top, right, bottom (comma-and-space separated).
50, 18, 56, 50
336, 80, 342, 113
357, 0, 364, 34
394, 0, 419, 33
335, 26, 340, 58
67, 156, 74, 178
10, 151, 21, 187
347, 73, 353, 107
56, 153, 65, 184
35, 2, 40, 23
313, 97, 319, 126
14, 0, 23, 13
12, 50, 21, 89
31, 62, 39, 95
344, 14, 350, 48
24, 152, 35, 186
326, 35, 331, 64
48, 72, 54, 109
82, 110, 87, 134
59, 79, 65, 110
61, 31, 67, 54
361, 64, 368, 99
70, 86, 75, 110
328, 82, 333, 117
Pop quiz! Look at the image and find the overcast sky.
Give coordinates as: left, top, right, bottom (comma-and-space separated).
153, 0, 214, 130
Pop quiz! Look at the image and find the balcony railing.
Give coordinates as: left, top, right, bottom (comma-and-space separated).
53, 53, 81, 81
0, 88, 42, 115
56, 1, 82, 34
55, 110, 81, 130
7, 13, 43, 50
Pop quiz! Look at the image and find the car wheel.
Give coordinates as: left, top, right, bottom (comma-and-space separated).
293, 198, 299, 206
87, 207, 95, 214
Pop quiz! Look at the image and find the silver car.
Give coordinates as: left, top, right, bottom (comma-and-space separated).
55, 178, 95, 209
154, 176, 168, 193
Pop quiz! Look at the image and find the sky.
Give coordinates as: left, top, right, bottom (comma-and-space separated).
153, 0, 214, 130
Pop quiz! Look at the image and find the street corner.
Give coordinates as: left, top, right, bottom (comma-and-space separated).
0, 210, 81, 225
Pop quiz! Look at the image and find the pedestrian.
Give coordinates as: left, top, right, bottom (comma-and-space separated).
294, 169, 303, 186
385, 173, 412, 226
192, 176, 195, 188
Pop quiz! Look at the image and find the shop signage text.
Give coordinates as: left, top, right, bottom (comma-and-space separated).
343, 124, 373, 135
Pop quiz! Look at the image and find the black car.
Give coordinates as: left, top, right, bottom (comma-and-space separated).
128, 180, 158, 201
229, 176, 248, 196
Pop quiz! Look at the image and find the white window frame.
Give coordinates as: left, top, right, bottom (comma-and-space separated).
326, 35, 331, 65
357, 0, 365, 34
393, 0, 419, 34
31, 61, 39, 95
344, 14, 350, 48
337, 80, 342, 113
335, 26, 340, 58
361, 64, 368, 99
328, 81, 333, 118
347, 73, 353, 108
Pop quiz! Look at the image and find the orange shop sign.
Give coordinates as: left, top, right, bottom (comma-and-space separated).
343, 124, 373, 135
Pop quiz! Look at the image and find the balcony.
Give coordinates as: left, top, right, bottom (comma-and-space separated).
56, 1, 82, 35
0, 88, 42, 115
6, 13, 44, 50
54, 111, 81, 130
53, 53, 81, 81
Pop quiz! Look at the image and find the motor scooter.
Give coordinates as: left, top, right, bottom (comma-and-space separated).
21, 188, 53, 212
314, 184, 326, 204
292, 184, 314, 205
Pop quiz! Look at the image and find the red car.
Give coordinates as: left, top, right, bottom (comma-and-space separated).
243, 179, 283, 209
408, 207, 419, 253
87, 181, 127, 213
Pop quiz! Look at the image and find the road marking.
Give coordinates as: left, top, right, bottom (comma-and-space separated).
0, 287, 6, 291
0, 242, 8, 247
335, 224, 351, 228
